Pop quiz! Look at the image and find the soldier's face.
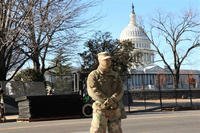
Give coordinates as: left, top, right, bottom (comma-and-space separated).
99, 58, 112, 68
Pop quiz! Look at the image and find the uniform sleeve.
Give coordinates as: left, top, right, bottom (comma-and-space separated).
111, 74, 124, 102
87, 71, 108, 103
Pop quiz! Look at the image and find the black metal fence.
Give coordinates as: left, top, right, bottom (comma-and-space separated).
1, 73, 200, 116
122, 73, 200, 112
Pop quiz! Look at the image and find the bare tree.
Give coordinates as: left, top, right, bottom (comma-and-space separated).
21, 0, 99, 80
0, 0, 36, 81
148, 9, 200, 89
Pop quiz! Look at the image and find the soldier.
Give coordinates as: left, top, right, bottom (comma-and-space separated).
87, 51, 126, 133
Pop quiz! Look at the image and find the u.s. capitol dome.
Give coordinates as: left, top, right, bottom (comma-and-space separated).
119, 4, 154, 70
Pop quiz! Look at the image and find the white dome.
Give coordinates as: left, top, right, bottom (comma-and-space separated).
119, 24, 149, 41
119, 5, 155, 69
119, 13, 149, 42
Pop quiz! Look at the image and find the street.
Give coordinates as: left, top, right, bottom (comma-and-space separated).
0, 110, 200, 133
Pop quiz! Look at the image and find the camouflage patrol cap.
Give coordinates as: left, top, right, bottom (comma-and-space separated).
98, 51, 111, 60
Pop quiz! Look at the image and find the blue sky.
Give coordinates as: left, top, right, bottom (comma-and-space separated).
95, 0, 200, 39
78, 0, 200, 70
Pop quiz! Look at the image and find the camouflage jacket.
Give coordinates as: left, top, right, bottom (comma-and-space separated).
87, 68, 123, 106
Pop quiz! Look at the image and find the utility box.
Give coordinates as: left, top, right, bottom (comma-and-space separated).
15, 94, 83, 121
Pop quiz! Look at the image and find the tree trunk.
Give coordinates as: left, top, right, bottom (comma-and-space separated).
0, 55, 7, 81
33, 60, 40, 72
173, 76, 178, 89
173, 72, 180, 90
0, 67, 6, 81
32, 46, 40, 72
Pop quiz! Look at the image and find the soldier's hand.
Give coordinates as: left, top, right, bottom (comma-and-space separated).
100, 99, 109, 109
104, 98, 114, 106
102, 98, 117, 109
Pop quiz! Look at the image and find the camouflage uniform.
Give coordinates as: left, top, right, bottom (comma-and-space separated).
87, 65, 126, 133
